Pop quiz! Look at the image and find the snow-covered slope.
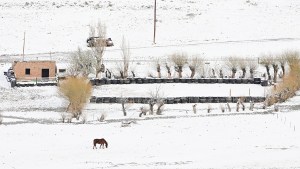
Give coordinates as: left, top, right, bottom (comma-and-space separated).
1, 0, 300, 59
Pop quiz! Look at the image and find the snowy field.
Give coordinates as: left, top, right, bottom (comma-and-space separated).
1, 0, 300, 168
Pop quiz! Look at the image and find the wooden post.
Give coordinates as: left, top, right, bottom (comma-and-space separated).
153, 0, 157, 44
22, 32, 26, 61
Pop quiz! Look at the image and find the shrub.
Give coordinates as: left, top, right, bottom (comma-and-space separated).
269, 51, 300, 105
207, 104, 212, 113
59, 77, 92, 120
170, 53, 188, 78
98, 113, 107, 122
192, 104, 197, 114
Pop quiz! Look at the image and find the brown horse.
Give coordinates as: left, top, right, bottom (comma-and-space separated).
93, 138, 108, 149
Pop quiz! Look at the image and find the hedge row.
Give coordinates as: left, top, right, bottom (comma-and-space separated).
90, 78, 265, 86
90, 96, 265, 104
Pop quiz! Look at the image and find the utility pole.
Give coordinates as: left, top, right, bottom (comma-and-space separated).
22, 31, 26, 61
153, 0, 157, 44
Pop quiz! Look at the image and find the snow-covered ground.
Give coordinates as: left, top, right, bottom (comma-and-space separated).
1, 0, 300, 168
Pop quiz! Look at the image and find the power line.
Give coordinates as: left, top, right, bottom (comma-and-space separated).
104, 37, 300, 52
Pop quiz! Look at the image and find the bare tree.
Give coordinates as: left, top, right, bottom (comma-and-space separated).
238, 58, 247, 78
225, 56, 239, 78
148, 85, 164, 115
120, 96, 133, 116
170, 53, 188, 78
188, 56, 204, 78
248, 59, 258, 78
156, 99, 165, 115
89, 21, 106, 78
118, 36, 131, 79
260, 54, 272, 80
278, 52, 287, 77
271, 57, 279, 83
68, 47, 95, 77
165, 62, 172, 78
154, 58, 161, 78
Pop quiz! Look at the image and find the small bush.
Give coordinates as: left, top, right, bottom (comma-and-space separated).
59, 77, 92, 120
98, 113, 107, 122
267, 51, 300, 106
192, 104, 197, 114
139, 106, 149, 117
207, 104, 212, 113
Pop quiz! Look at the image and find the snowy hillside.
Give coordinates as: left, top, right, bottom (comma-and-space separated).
1, 0, 300, 60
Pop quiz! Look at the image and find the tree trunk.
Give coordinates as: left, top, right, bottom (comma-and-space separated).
250, 69, 254, 78
226, 102, 231, 112
120, 71, 124, 79
190, 67, 196, 78
281, 65, 285, 77
157, 65, 161, 78
178, 66, 183, 78
273, 64, 279, 83
242, 68, 246, 78
232, 69, 237, 78
166, 64, 171, 78
219, 70, 223, 78
156, 101, 164, 115
265, 65, 271, 80
149, 101, 155, 115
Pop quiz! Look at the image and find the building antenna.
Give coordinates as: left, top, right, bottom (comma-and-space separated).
22, 31, 26, 61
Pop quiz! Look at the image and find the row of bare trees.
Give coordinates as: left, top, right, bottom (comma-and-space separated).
153, 54, 256, 79
151, 51, 298, 81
